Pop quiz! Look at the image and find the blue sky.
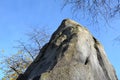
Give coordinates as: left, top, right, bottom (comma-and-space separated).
0, 0, 120, 79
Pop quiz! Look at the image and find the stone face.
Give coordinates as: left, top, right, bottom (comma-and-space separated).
17, 19, 118, 80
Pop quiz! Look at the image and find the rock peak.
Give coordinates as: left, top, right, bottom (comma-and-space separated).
17, 19, 118, 80
60, 18, 80, 27
62, 18, 79, 25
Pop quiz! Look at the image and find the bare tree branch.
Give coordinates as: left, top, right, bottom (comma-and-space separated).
16, 41, 34, 60
62, 0, 120, 25
10, 66, 20, 75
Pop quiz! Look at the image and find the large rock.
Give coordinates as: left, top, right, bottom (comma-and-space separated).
17, 19, 118, 80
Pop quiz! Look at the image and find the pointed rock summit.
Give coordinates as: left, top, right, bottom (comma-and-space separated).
17, 19, 118, 80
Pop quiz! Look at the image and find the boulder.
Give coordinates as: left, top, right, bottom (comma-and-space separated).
17, 19, 118, 80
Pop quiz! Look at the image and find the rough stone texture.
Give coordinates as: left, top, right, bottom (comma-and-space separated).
17, 19, 118, 80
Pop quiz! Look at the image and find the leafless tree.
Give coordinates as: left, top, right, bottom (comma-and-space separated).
0, 28, 50, 80
62, 0, 120, 25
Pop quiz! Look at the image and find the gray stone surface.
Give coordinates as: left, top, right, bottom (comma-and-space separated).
17, 19, 118, 80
